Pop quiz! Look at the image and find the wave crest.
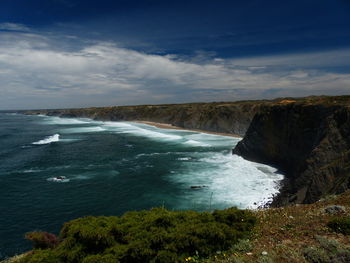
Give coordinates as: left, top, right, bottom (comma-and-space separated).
32, 134, 60, 145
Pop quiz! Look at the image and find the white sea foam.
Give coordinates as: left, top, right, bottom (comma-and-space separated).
167, 153, 284, 209
31, 116, 282, 209
183, 140, 211, 147
177, 157, 191, 161
62, 127, 106, 133
60, 138, 81, 142
184, 133, 239, 147
68, 170, 120, 180
32, 134, 60, 145
38, 116, 239, 147
135, 152, 182, 159
43, 116, 90, 125
47, 177, 70, 183
103, 122, 182, 141
23, 169, 42, 173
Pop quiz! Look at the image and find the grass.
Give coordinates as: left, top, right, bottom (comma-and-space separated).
327, 216, 350, 235
202, 189, 350, 263
4, 190, 350, 263
1, 253, 29, 263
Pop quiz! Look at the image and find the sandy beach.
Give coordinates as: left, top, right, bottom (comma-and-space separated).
134, 120, 241, 138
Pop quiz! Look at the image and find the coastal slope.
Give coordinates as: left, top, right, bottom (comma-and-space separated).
233, 96, 350, 206
25, 101, 268, 136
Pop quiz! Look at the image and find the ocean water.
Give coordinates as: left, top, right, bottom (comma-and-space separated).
0, 113, 283, 258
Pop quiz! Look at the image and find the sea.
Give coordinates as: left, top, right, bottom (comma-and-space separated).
0, 113, 283, 259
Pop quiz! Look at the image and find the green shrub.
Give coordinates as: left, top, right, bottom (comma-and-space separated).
327, 216, 350, 235
20, 207, 256, 263
18, 250, 59, 263
303, 246, 330, 263
232, 239, 253, 253
303, 236, 350, 263
25, 232, 60, 249
81, 254, 120, 263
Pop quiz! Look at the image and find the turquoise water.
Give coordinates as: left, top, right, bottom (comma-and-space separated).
0, 113, 283, 258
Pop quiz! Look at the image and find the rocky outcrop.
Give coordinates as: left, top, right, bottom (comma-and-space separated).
25, 102, 267, 136
233, 97, 350, 206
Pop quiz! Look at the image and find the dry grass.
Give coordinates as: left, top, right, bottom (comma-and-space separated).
1, 253, 30, 263
207, 190, 350, 263
277, 100, 297, 105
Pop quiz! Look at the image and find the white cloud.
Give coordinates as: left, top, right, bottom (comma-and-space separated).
230, 48, 350, 68
0, 23, 31, 32
0, 31, 349, 109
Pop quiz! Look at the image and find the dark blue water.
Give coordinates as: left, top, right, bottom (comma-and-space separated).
0, 113, 283, 259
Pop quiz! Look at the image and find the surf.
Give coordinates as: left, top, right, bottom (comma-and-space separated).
32, 134, 60, 145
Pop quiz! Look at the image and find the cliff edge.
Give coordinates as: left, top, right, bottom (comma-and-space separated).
25, 101, 268, 136
233, 96, 350, 206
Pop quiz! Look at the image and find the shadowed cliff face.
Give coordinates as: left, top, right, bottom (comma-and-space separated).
26, 102, 266, 136
233, 99, 350, 206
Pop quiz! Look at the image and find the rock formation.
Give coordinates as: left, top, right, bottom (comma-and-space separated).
233, 96, 350, 205
26, 101, 267, 136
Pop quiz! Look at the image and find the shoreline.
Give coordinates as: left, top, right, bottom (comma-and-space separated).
133, 120, 242, 138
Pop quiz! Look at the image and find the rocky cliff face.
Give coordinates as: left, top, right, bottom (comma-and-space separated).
27, 102, 266, 136
233, 97, 350, 206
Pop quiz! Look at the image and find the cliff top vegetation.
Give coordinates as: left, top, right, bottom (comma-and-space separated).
23, 95, 350, 114
3, 190, 350, 263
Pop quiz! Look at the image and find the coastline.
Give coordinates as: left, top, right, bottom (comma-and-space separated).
133, 120, 242, 138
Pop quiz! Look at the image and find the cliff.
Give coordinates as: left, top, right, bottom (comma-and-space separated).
24, 96, 350, 206
25, 101, 268, 136
233, 96, 350, 206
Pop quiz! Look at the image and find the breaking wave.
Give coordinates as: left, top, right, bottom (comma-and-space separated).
167, 153, 284, 209
35, 115, 283, 208
47, 177, 70, 183
103, 122, 183, 141
32, 134, 60, 145
62, 127, 106, 133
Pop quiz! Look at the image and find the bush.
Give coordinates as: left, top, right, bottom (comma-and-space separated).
303, 236, 350, 263
20, 207, 256, 263
82, 254, 120, 263
327, 216, 350, 235
232, 239, 253, 253
25, 232, 60, 249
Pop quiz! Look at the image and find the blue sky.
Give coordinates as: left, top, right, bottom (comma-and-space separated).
0, 0, 350, 109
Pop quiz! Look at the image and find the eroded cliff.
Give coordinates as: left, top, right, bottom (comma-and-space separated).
233, 96, 350, 206
26, 101, 267, 136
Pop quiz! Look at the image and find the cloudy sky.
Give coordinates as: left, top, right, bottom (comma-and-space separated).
0, 0, 350, 110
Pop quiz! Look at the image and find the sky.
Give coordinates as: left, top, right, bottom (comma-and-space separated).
0, 0, 350, 110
